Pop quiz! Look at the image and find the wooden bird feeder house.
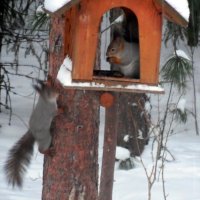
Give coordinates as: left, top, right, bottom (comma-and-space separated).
46, 0, 187, 94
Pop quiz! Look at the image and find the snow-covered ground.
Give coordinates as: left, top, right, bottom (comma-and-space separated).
1, 27, 200, 200
113, 132, 200, 200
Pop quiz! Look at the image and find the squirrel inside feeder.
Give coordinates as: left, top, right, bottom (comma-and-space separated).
106, 9, 140, 79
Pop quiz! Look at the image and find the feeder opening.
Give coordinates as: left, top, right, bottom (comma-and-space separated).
93, 7, 140, 82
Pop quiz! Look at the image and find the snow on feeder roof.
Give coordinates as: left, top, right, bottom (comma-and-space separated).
165, 0, 189, 22
44, 0, 189, 27
44, 0, 80, 13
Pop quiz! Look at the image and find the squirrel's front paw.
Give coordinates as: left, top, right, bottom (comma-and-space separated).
47, 147, 56, 157
39, 147, 55, 157
57, 107, 64, 115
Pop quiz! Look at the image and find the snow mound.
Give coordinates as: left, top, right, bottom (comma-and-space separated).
176, 50, 191, 61
123, 135, 130, 142
177, 98, 186, 112
116, 146, 130, 161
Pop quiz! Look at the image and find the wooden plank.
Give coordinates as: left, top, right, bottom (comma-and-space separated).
72, 0, 99, 80
137, 0, 162, 85
63, 7, 78, 59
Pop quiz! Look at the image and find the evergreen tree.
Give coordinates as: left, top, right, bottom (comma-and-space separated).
163, 0, 200, 138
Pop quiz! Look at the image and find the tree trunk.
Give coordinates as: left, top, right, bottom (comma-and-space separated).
42, 89, 100, 200
42, 11, 100, 200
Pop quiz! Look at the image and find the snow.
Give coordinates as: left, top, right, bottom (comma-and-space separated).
56, 56, 164, 93
56, 56, 72, 86
113, 14, 124, 24
116, 146, 130, 161
123, 135, 130, 142
176, 49, 191, 61
36, 5, 45, 14
44, 0, 71, 13
114, 134, 200, 199
137, 130, 144, 140
145, 101, 151, 113
166, 0, 190, 21
177, 98, 186, 112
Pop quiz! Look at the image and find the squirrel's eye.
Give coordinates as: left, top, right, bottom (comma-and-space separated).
111, 48, 115, 52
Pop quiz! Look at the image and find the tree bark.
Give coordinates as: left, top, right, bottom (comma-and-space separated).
42, 11, 100, 200
42, 90, 100, 200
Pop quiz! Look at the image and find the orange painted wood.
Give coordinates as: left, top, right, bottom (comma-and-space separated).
72, 0, 162, 85
137, 1, 162, 84
64, 7, 77, 58
100, 92, 115, 108
72, 1, 99, 81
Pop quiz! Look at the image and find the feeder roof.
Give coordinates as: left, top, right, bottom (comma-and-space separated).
44, 0, 189, 27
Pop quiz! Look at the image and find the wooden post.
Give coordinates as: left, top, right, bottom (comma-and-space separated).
99, 93, 119, 200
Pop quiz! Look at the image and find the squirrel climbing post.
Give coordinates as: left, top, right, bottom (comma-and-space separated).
4, 80, 58, 188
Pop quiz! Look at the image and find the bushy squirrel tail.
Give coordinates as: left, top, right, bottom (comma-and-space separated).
4, 131, 35, 188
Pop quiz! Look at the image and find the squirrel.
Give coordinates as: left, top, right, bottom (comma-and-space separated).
106, 9, 140, 78
4, 80, 59, 188
106, 36, 139, 78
